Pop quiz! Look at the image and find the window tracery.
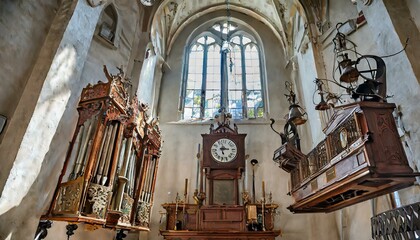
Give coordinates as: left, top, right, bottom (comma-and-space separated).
181, 22, 264, 120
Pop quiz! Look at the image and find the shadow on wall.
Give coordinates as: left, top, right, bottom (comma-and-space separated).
0, 67, 83, 240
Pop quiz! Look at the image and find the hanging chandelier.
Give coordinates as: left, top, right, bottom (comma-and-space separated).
221, 0, 232, 52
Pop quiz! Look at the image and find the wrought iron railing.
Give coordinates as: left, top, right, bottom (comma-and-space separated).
371, 201, 420, 239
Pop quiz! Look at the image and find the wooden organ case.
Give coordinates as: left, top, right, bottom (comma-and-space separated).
41, 67, 162, 232
274, 102, 418, 213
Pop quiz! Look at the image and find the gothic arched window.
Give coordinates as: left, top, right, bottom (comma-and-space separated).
97, 4, 118, 46
180, 22, 265, 120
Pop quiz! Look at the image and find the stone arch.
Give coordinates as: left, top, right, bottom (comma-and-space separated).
95, 3, 120, 48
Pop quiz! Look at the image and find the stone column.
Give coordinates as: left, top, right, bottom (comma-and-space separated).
0, 1, 103, 239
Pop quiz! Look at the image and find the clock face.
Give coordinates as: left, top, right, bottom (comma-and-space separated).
211, 138, 238, 163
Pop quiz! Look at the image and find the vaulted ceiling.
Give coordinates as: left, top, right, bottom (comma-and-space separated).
147, 0, 322, 57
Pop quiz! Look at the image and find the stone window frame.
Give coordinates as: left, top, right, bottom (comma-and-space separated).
94, 3, 120, 49
179, 22, 266, 121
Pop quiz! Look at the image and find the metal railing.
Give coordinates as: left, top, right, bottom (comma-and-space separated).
371, 201, 420, 239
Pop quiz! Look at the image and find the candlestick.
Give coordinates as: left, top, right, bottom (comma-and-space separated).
184, 178, 188, 196
245, 163, 248, 191
203, 168, 206, 194
199, 165, 203, 193
262, 180, 265, 198
195, 144, 200, 190
250, 159, 258, 203
242, 174, 245, 193
174, 192, 179, 230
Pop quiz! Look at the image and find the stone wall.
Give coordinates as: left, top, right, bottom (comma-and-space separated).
0, 0, 58, 140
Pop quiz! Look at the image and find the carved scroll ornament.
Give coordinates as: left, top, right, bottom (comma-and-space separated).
120, 193, 134, 224
137, 201, 151, 227
87, 183, 111, 219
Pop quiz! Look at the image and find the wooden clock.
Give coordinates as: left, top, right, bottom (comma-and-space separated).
202, 110, 246, 205
160, 109, 281, 238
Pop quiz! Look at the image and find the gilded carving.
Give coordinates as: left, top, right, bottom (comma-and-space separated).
106, 104, 123, 121
78, 101, 102, 125
137, 201, 151, 227
120, 193, 134, 224
52, 179, 83, 214
81, 81, 110, 102
87, 183, 111, 219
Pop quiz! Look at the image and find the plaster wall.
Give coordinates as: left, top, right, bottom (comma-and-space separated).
364, 0, 420, 206
149, 9, 339, 240
295, 41, 324, 147
137, 55, 158, 106
130, 32, 150, 98
359, 1, 420, 181
406, 0, 420, 31
80, 0, 141, 87
0, 1, 103, 239
0, 0, 58, 136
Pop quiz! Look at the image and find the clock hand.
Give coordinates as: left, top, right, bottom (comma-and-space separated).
220, 146, 230, 155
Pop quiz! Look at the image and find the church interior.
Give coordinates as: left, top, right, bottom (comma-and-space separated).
0, 0, 419, 239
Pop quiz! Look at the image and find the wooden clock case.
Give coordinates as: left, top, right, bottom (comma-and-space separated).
202, 119, 246, 205
160, 113, 281, 239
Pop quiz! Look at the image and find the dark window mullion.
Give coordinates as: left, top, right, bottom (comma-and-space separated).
257, 45, 265, 117
220, 49, 228, 109
179, 46, 190, 113
240, 40, 247, 118
201, 43, 209, 119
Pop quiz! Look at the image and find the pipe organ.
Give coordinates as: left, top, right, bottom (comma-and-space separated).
42, 67, 162, 232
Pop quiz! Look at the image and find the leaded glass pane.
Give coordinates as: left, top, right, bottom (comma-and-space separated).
231, 36, 240, 45
227, 45, 242, 90
183, 29, 264, 120
243, 36, 251, 45
246, 90, 263, 118
228, 90, 243, 119
184, 89, 202, 119
245, 44, 262, 118
207, 36, 215, 44
212, 24, 221, 32
205, 44, 221, 118
205, 90, 220, 118
184, 45, 204, 119
197, 37, 206, 44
